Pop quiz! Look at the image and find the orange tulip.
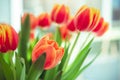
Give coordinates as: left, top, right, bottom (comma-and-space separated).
60, 25, 71, 40
22, 13, 38, 30
32, 33, 64, 70
37, 13, 51, 28
0, 24, 18, 53
51, 4, 70, 24
74, 5, 93, 31
67, 18, 76, 32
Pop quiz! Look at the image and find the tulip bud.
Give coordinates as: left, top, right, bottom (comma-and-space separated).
95, 22, 109, 36
32, 34, 64, 70
74, 5, 93, 31
51, 4, 70, 24
60, 24, 71, 40
93, 17, 104, 32
86, 8, 100, 31
0, 24, 18, 53
37, 13, 51, 28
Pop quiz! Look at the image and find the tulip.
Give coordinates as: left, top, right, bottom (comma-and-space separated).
67, 17, 76, 32
60, 25, 71, 40
92, 17, 104, 32
0, 24, 18, 53
51, 4, 70, 24
37, 13, 51, 28
86, 8, 100, 31
32, 33, 64, 70
74, 5, 93, 31
95, 22, 109, 36
22, 13, 37, 30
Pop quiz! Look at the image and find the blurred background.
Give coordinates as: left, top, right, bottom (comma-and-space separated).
0, 0, 120, 80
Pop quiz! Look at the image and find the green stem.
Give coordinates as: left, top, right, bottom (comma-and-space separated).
80, 32, 91, 50
63, 32, 80, 71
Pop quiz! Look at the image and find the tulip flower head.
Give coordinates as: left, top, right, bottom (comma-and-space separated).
74, 5, 100, 31
95, 21, 109, 36
74, 5, 93, 31
74, 5, 109, 36
37, 13, 51, 28
51, 4, 70, 24
86, 8, 100, 31
0, 24, 18, 53
60, 25, 71, 40
32, 33, 64, 70
93, 17, 104, 32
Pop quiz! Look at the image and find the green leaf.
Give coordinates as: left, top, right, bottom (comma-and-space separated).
2, 51, 14, 65
58, 42, 70, 70
72, 52, 100, 79
20, 58, 26, 80
0, 54, 15, 80
27, 53, 46, 80
18, 14, 30, 59
55, 27, 62, 46
15, 54, 26, 80
62, 38, 94, 80
63, 32, 80, 71
0, 63, 5, 80
44, 67, 58, 80
53, 70, 62, 80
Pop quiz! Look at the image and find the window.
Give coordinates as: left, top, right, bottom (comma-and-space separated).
112, 0, 120, 27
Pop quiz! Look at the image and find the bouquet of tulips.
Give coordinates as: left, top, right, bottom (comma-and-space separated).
0, 4, 108, 80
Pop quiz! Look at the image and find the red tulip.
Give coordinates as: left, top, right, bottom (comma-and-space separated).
93, 17, 104, 32
60, 25, 71, 40
95, 22, 109, 36
0, 24, 18, 53
22, 13, 37, 30
67, 17, 76, 32
86, 8, 100, 31
74, 5, 93, 31
32, 33, 64, 70
37, 13, 51, 28
51, 4, 70, 24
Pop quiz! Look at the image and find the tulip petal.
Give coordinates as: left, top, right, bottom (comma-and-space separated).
75, 7, 93, 31
93, 17, 104, 32
51, 4, 69, 24
52, 47, 64, 67
0, 24, 18, 53
75, 5, 88, 16
37, 13, 51, 27
87, 8, 100, 31
51, 4, 59, 21
32, 45, 56, 70
44, 46, 56, 69
67, 18, 76, 31
96, 22, 109, 36
32, 33, 64, 70
10, 27, 19, 50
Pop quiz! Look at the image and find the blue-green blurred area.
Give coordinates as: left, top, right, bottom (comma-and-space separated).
0, 0, 120, 80
0, 0, 10, 23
